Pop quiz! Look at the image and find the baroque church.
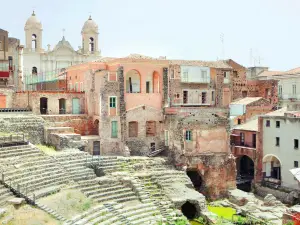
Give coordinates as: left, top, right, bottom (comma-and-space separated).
23, 11, 101, 83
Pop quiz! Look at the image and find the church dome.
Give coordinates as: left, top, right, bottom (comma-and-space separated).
81, 16, 98, 33
25, 11, 42, 30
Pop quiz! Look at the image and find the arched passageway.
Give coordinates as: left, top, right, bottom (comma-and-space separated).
126, 70, 141, 93
186, 170, 202, 192
40, 97, 48, 114
181, 201, 197, 220
236, 155, 254, 192
263, 154, 281, 181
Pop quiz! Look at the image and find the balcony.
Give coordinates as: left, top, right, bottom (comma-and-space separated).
181, 76, 210, 84
231, 143, 256, 158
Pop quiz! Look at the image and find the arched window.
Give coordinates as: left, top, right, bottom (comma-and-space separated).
89, 37, 94, 52
32, 67, 37, 75
32, 34, 37, 49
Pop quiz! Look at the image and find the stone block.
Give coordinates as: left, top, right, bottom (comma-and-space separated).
7, 198, 25, 205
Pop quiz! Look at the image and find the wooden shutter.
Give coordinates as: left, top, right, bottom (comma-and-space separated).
111, 121, 118, 138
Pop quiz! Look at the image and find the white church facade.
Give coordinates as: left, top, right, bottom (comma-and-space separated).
23, 11, 101, 90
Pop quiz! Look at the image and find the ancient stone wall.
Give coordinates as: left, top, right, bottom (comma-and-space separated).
165, 107, 236, 200
13, 91, 85, 114
126, 105, 164, 155
41, 115, 96, 135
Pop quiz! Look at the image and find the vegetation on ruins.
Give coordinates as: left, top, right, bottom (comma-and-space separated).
36, 144, 58, 155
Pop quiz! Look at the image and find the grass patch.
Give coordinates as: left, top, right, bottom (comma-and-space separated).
0, 205, 61, 225
207, 205, 236, 221
36, 144, 58, 156
38, 190, 95, 219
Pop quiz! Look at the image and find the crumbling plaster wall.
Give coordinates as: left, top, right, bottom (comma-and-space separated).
126, 105, 164, 155
13, 91, 85, 114
0, 88, 14, 108
165, 108, 236, 200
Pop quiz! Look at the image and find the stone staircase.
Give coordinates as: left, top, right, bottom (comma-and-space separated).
53, 150, 96, 181
0, 183, 14, 206
154, 170, 193, 188
64, 204, 123, 225
73, 179, 139, 204
0, 115, 45, 144
0, 144, 72, 199
138, 175, 176, 219
91, 156, 124, 174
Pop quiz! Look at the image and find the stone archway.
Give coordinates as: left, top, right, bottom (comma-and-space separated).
186, 170, 203, 192
263, 154, 281, 181
126, 70, 141, 93
236, 155, 254, 192
181, 201, 197, 220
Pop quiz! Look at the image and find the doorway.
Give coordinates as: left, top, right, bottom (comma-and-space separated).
72, 98, 80, 114
93, 141, 100, 155
59, 98, 66, 114
40, 97, 48, 114
150, 143, 155, 152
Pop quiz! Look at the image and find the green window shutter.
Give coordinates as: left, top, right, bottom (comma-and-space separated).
111, 121, 118, 138
110, 97, 116, 108
185, 130, 191, 141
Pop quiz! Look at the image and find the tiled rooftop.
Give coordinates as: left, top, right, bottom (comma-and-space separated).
233, 118, 258, 132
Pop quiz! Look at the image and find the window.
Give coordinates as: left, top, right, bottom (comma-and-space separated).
75, 82, 79, 92
293, 84, 297, 95
233, 71, 238, 77
276, 121, 280, 128
146, 81, 150, 93
170, 70, 175, 79
265, 88, 270, 98
183, 91, 188, 104
295, 161, 299, 168
252, 133, 256, 148
237, 119, 241, 125
278, 85, 282, 97
69, 83, 73, 91
32, 66, 37, 75
176, 93, 180, 98
108, 72, 117, 81
111, 121, 118, 138
240, 132, 245, 146
224, 71, 230, 79
185, 130, 192, 141
69, 76, 71, 80
201, 92, 207, 104
0, 41, 2, 50
242, 91, 247, 98
276, 137, 280, 146
8, 56, 13, 71
266, 120, 270, 127
80, 82, 84, 92
109, 97, 116, 108
128, 121, 138, 137
89, 37, 94, 52
182, 69, 189, 82
164, 130, 169, 146
32, 34, 37, 49
201, 70, 207, 81
211, 91, 215, 102
295, 139, 299, 149
146, 121, 156, 136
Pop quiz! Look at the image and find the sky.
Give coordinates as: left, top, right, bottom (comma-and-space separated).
0, 0, 299, 71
